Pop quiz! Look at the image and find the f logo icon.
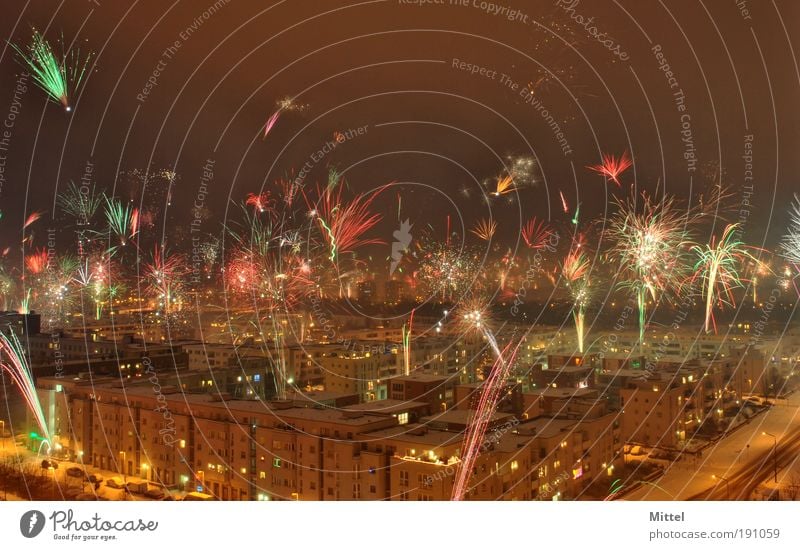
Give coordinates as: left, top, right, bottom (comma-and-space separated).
20, 510, 45, 538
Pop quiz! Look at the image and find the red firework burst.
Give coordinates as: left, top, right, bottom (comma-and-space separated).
587, 151, 632, 187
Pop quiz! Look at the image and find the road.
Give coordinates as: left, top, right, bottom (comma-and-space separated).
625, 392, 800, 500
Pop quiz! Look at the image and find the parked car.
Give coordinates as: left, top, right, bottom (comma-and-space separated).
40, 459, 59, 470
88, 473, 103, 484
126, 481, 148, 495
66, 467, 87, 479
106, 477, 125, 489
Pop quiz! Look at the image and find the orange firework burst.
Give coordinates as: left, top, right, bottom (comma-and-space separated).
471, 218, 497, 241
587, 151, 632, 187
25, 248, 49, 274
494, 175, 515, 196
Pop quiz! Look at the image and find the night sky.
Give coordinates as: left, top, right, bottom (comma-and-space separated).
1, 0, 798, 258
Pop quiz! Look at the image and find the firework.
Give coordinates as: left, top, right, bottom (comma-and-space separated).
559, 190, 569, 213
143, 247, 188, 315
12, 29, 92, 112
587, 151, 632, 187
781, 195, 800, 268
471, 218, 497, 241
0, 269, 14, 310
505, 154, 539, 188
104, 197, 138, 250
522, 218, 554, 250
263, 109, 281, 138
608, 192, 693, 345
23, 212, 43, 230
560, 243, 592, 353
452, 338, 521, 501
402, 309, 415, 376
58, 180, 103, 223
25, 248, 49, 274
246, 192, 275, 214
276, 96, 308, 112
493, 175, 514, 196
0, 329, 51, 451
415, 239, 484, 302
690, 223, 755, 333
308, 184, 386, 263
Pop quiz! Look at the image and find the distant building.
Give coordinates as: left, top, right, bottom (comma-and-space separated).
384, 280, 406, 304
0, 311, 41, 337
356, 280, 376, 305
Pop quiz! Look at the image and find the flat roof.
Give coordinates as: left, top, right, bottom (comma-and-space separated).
345, 399, 429, 414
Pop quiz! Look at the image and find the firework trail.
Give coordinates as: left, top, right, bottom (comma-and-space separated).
608, 192, 693, 345
560, 242, 591, 353
263, 97, 308, 139
0, 329, 51, 451
263, 109, 281, 139
402, 309, 415, 376
452, 337, 521, 501
471, 218, 497, 241
12, 29, 92, 112
23, 212, 43, 230
587, 151, 632, 187
559, 190, 569, 213
690, 223, 756, 333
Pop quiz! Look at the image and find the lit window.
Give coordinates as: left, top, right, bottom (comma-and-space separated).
397, 413, 409, 425
273, 458, 282, 468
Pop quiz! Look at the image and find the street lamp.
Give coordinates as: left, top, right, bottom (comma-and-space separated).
762, 432, 778, 484
712, 474, 730, 500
